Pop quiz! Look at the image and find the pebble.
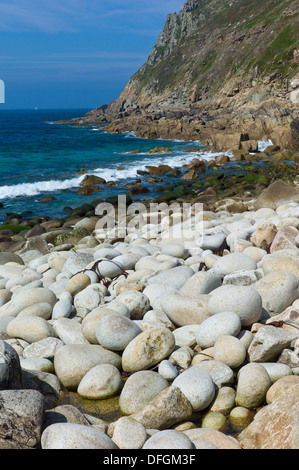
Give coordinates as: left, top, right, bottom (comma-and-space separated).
20, 356, 54, 373
143, 429, 194, 449
207, 284, 263, 326
183, 428, 241, 449
53, 344, 122, 390
6, 315, 56, 343
0, 289, 12, 307
51, 299, 73, 319
212, 252, 257, 277
0, 316, 14, 339
158, 359, 179, 381
179, 271, 222, 296
196, 232, 227, 251
202, 411, 227, 431
247, 325, 298, 362
119, 370, 169, 414
93, 259, 124, 278
148, 266, 194, 290
210, 386, 236, 415
172, 325, 199, 348
77, 364, 122, 399
172, 367, 215, 412
195, 311, 242, 349
213, 335, 247, 369
258, 363, 293, 383
111, 417, 148, 449
18, 302, 53, 320
73, 285, 104, 318
52, 317, 89, 345
62, 252, 94, 275
161, 243, 189, 259
65, 273, 91, 296
41, 423, 118, 449
236, 363, 272, 409
229, 407, 255, 431
0, 287, 56, 317
81, 307, 123, 344
113, 253, 144, 270
122, 327, 175, 372
160, 293, 209, 327
266, 376, 299, 404
95, 313, 142, 351
253, 270, 299, 314
115, 290, 151, 319
193, 360, 234, 388
169, 346, 194, 369
93, 247, 122, 260
22, 337, 64, 359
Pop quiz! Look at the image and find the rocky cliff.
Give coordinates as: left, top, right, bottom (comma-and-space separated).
63, 0, 299, 151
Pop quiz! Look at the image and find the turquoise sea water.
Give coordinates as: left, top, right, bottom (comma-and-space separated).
0, 108, 271, 222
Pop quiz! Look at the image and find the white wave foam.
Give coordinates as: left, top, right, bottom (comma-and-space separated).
258, 139, 273, 152
0, 175, 85, 200
0, 148, 231, 201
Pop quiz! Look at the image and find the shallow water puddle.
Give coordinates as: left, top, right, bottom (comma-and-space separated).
59, 391, 123, 423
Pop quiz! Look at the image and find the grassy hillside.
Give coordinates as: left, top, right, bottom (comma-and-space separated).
131, 0, 299, 102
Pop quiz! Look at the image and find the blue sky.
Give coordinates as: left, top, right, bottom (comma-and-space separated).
0, 0, 185, 109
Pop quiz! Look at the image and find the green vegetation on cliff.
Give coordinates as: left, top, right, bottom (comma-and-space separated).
132, 0, 299, 99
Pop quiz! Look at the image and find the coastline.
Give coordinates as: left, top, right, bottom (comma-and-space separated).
1, 0, 299, 451
0, 111, 299, 450
0, 135, 299, 448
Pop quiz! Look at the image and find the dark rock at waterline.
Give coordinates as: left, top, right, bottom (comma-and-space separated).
145, 164, 181, 176
68, 204, 95, 219
80, 175, 106, 186
128, 186, 150, 195
104, 194, 133, 206
77, 185, 99, 196
39, 196, 56, 202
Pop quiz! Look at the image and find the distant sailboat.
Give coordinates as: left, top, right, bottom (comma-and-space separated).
34, 107, 38, 111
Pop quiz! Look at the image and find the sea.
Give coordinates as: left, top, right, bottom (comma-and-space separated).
0, 108, 272, 223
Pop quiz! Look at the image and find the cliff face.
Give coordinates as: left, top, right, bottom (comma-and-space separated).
73, 0, 299, 150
